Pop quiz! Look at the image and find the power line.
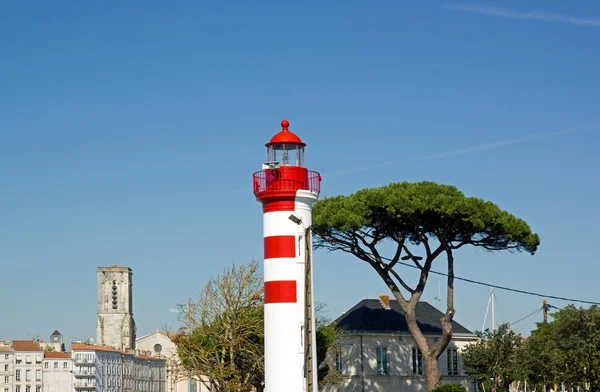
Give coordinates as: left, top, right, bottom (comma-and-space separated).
373, 253, 600, 306
510, 308, 542, 326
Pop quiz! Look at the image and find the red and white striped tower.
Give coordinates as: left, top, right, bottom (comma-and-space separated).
252, 120, 321, 392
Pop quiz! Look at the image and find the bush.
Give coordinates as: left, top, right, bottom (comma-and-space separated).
432, 384, 467, 392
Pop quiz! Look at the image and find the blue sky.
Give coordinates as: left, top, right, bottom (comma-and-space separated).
1, 0, 599, 343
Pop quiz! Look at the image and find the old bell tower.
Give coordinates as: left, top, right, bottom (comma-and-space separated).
96, 265, 136, 350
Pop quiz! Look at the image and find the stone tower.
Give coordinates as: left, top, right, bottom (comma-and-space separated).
96, 265, 136, 350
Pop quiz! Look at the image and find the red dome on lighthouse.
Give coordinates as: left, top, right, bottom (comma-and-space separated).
266, 120, 306, 147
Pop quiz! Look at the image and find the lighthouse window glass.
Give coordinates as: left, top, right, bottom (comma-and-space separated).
271, 145, 284, 164
297, 147, 304, 167
284, 144, 298, 166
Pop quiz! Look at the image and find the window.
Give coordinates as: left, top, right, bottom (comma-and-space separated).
15, 370, 20, 381
412, 347, 423, 375
35, 388, 40, 392
26, 369, 31, 381
25, 387, 29, 392
4, 376, 8, 383
447, 348, 459, 376
4, 354, 7, 360
15, 358, 21, 365
63, 362, 68, 369
334, 347, 343, 372
44, 363, 48, 369
53, 362, 57, 369
4, 365, 7, 371
15, 387, 20, 392
25, 356, 31, 365
35, 370, 41, 381
376, 347, 388, 375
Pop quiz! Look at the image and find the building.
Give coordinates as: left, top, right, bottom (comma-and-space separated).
0, 342, 14, 392
72, 343, 166, 392
38, 331, 65, 353
12, 340, 44, 392
42, 352, 73, 392
321, 296, 479, 392
135, 331, 208, 392
96, 265, 137, 350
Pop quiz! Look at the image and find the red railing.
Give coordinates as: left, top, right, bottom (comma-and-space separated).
253, 168, 321, 196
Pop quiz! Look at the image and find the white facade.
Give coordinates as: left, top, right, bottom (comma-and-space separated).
42, 352, 73, 392
96, 265, 137, 351
72, 343, 166, 392
0, 343, 14, 392
135, 331, 207, 392
322, 333, 478, 392
12, 341, 44, 392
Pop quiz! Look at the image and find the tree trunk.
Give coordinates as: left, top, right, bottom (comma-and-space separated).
424, 354, 443, 391
403, 303, 443, 391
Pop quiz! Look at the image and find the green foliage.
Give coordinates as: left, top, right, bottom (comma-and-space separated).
462, 323, 525, 391
313, 181, 540, 253
519, 321, 556, 389
432, 383, 467, 392
522, 305, 600, 392
314, 302, 343, 385
312, 181, 539, 392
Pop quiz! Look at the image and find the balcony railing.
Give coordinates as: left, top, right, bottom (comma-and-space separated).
74, 358, 95, 364
74, 381, 97, 388
74, 371, 96, 377
253, 168, 321, 196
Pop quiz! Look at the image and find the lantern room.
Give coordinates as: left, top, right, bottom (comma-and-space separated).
265, 120, 306, 167
253, 120, 321, 200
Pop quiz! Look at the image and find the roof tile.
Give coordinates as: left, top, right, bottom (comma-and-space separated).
44, 352, 71, 359
11, 340, 42, 352
334, 299, 474, 335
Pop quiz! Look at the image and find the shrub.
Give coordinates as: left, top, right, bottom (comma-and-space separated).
432, 384, 467, 392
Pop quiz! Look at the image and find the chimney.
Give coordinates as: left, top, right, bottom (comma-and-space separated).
379, 295, 391, 310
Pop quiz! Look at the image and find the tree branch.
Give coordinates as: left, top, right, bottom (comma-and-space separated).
402, 244, 424, 270
412, 245, 444, 303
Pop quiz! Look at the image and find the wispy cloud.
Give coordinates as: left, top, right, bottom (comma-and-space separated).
445, 4, 600, 26
231, 124, 598, 189
324, 124, 599, 177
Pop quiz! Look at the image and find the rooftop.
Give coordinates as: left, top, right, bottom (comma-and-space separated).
334, 298, 474, 335
97, 265, 132, 272
12, 340, 42, 352
266, 120, 306, 147
44, 352, 71, 359
72, 343, 121, 353
72, 344, 165, 361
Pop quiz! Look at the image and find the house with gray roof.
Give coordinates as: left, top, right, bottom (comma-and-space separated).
321, 295, 478, 392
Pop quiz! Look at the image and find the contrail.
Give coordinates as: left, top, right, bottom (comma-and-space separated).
445, 4, 600, 27
323, 124, 599, 177
232, 124, 598, 190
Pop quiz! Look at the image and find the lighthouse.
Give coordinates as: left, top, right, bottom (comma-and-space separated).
252, 120, 321, 392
